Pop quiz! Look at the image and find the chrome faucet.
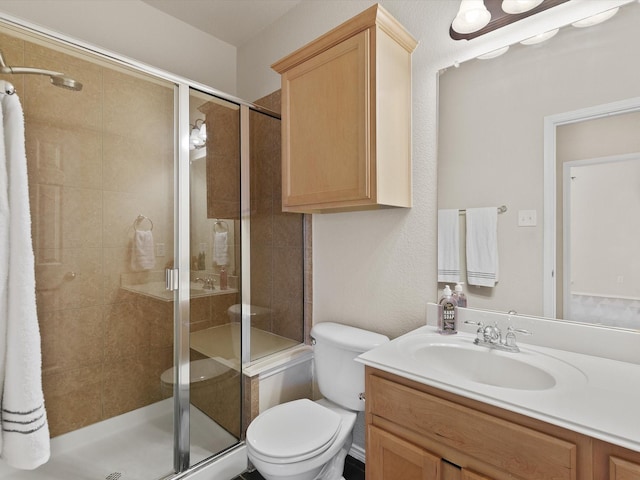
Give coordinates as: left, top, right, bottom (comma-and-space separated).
464, 321, 531, 353
194, 276, 216, 290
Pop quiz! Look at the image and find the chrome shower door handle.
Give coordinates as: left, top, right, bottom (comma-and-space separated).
165, 268, 179, 291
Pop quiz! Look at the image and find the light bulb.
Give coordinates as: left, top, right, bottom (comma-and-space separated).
571, 7, 619, 28
520, 28, 559, 45
477, 46, 510, 59
452, 0, 491, 34
190, 128, 205, 147
502, 0, 543, 15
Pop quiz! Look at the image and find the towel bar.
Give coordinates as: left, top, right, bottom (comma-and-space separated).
459, 205, 507, 215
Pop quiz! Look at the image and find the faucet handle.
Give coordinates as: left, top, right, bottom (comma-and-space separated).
507, 325, 532, 336
464, 320, 484, 328
504, 326, 532, 349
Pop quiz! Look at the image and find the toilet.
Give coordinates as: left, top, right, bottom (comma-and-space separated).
246, 322, 389, 480
160, 357, 232, 397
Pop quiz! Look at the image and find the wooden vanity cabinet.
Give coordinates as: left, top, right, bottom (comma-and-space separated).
365, 367, 594, 480
271, 4, 417, 213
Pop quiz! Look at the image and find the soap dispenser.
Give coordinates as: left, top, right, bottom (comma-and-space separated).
219, 266, 228, 290
453, 282, 467, 308
438, 285, 458, 335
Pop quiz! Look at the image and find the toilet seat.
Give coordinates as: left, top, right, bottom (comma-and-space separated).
247, 399, 342, 463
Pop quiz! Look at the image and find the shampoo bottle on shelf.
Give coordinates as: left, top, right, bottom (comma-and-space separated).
438, 285, 458, 335
219, 266, 228, 290
453, 282, 467, 308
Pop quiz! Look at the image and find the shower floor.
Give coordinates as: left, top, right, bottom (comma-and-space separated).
0, 399, 237, 480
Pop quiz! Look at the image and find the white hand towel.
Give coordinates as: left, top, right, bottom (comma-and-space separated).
466, 207, 499, 287
213, 231, 228, 266
0, 82, 51, 469
131, 230, 155, 271
437, 209, 460, 283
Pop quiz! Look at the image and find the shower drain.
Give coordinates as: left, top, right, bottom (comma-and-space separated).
105, 473, 122, 480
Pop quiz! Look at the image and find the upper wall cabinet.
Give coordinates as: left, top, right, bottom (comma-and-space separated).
272, 4, 417, 213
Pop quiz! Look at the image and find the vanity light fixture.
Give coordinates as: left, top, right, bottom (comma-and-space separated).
189, 118, 206, 150
520, 28, 559, 45
452, 0, 492, 34
502, 0, 543, 15
571, 7, 619, 28
450, 0, 568, 40
477, 45, 510, 59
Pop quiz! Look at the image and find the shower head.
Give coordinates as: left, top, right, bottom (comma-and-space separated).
0, 50, 83, 92
50, 75, 83, 91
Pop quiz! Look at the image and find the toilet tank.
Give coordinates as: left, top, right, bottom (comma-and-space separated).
311, 322, 389, 411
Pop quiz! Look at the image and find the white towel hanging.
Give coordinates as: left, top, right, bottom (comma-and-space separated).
0, 81, 50, 469
466, 207, 499, 287
131, 229, 156, 271
437, 209, 460, 283
214, 231, 229, 266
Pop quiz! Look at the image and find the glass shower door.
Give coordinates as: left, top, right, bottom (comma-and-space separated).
179, 88, 243, 470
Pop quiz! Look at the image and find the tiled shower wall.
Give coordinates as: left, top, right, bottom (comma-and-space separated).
250, 91, 305, 345
0, 31, 176, 437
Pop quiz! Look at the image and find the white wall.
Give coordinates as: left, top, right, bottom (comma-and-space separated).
237, 0, 632, 339
0, 0, 237, 93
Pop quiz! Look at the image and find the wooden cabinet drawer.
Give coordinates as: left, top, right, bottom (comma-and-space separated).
369, 375, 576, 480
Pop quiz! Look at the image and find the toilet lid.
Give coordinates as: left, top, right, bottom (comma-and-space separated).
247, 399, 341, 460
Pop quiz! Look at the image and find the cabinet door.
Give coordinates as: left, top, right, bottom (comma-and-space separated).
611, 457, 640, 480
462, 469, 495, 480
281, 29, 370, 210
368, 425, 440, 480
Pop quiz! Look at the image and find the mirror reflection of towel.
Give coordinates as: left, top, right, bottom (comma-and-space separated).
466, 207, 499, 287
214, 231, 228, 266
438, 209, 460, 283
131, 230, 155, 271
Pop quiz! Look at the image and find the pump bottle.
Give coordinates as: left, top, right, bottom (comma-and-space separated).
453, 282, 467, 308
438, 285, 458, 335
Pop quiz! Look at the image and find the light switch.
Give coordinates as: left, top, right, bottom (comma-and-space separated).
156, 243, 165, 257
518, 210, 537, 227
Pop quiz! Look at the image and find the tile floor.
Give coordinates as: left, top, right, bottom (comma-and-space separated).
233, 455, 365, 480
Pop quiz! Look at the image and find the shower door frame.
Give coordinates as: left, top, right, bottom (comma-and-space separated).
0, 10, 281, 479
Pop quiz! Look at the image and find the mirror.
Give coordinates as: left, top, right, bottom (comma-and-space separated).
437, 1, 640, 330
190, 91, 239, 281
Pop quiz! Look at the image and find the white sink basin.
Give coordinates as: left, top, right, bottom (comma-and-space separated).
396, 334, 586, 391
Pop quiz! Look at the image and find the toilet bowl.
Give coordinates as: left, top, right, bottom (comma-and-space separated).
247, 398, 356, 480
160, 357, 231, 396
246, 322, 389, 480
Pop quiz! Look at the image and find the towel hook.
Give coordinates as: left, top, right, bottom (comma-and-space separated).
133, 214, 153, 231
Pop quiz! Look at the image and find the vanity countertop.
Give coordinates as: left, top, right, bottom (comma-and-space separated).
121, 281, 237, 302
357, 325, 640, 453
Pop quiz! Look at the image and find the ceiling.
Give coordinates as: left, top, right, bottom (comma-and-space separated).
141, 0, 303, 47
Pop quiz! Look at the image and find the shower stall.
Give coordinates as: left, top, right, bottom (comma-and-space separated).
0, 13, 305, 480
